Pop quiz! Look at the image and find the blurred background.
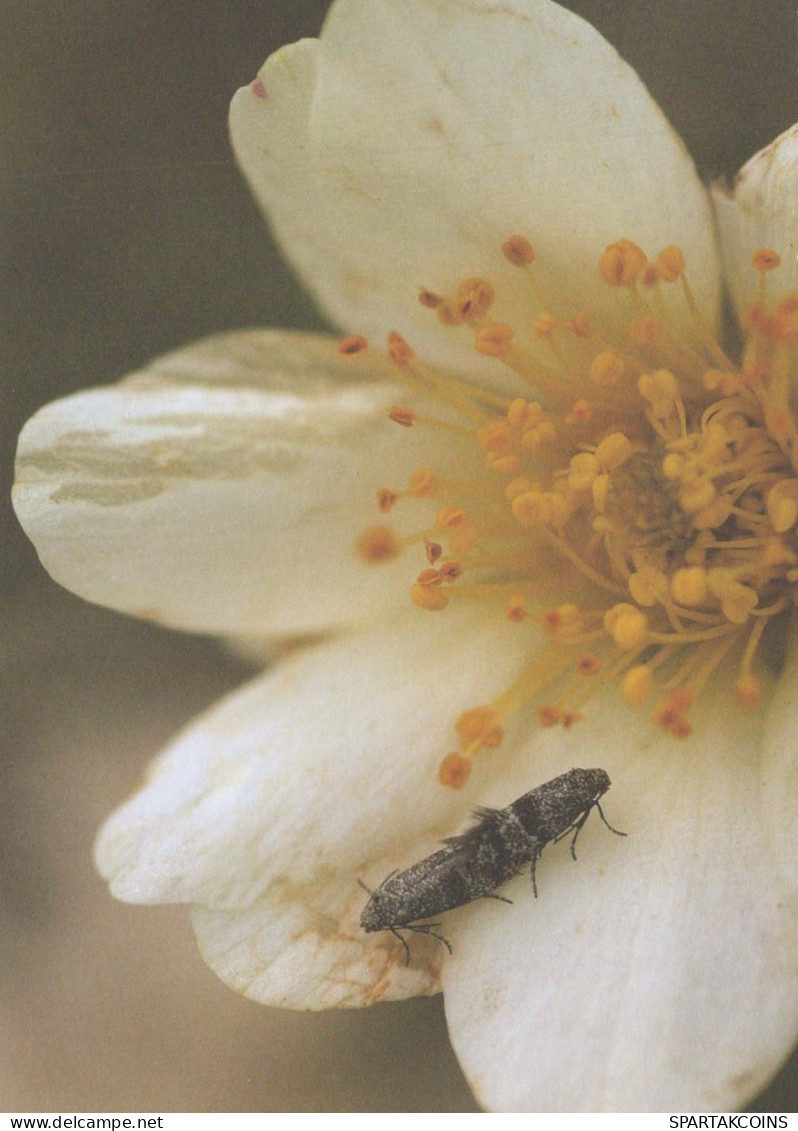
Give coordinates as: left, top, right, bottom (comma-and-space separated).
2, 0, 797, 1113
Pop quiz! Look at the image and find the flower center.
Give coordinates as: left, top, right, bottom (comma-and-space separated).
345, 238, 798, 787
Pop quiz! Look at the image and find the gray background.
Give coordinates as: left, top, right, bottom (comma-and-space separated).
2, 0, 797, 1113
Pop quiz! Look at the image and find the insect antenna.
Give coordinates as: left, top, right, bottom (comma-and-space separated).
356, 877, 373, 896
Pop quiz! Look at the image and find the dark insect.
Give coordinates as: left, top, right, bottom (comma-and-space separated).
360, 766, 623, 963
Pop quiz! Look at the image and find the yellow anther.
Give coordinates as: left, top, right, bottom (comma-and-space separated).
457, 277, 495, 320
456, 706, 504, 748
767, 481, 798, 533
567, 451, 600, 492
622, 664, 653, 708
475, 322, 514, 357
589, 349, 625, 387
501, 234, 535, 266
410, 583, 449, 611
338, 334, 368, 356
692, 497, 732, 534
358, 526, 400, 563
532, 312, 557, 339
638, 368, 679, 408
505, 476, 534, 501
511, 489, 546, 527
655, 245, 686, 283
438, 752, 473, 789
734, 675, 761, 710
680, 476, 717, 515
507, 399, 545, 430
487, 453, 522, 477
762, 538, 796, 567
662, 453, 685, 481
591, 473, 610, 512
387, 331, 415, 366
599, 238, 647, 286
707, 569, 758, 624
436, 505, 468, 529
388, 405, 416, 428
604, 603, 649, 650
628, 566, 668, 607
671, 566, 708, 607
477, 419, 512, 454
595, 432, 633, 471
752, 248, 781, 272
521, 421, 556, 450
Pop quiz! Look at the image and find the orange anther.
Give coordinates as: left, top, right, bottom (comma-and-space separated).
358, 526, 400, 563
567, 313, 590, 337
457, 277, 495, 320
438, 560, 464, 582
438, 752, 472, 789
423, 538, 442, 564
388, 331, 415, 367
537, 704, 562, 727
506, 596, 527, 622
501, 234, 535, 267
475, 322, 514, 357
436, 505, 467, 529
629, 315, 659, 343
410, 583, 449, 611
532, 312, 557, 339
575, 654, 601, 676
599, 239, 647, 286
376, 488, 398, 513
388, 406, 416, 427
416, 568, 442, 588
655, 245, 686, 282
752, 248, 781, 272
338, 334, 368, 356
408, 469, 439, 497
456, 706, 504, 748
418, 287, 444, 309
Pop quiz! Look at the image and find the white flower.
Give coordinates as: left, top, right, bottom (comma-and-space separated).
12, 0, 798, 1113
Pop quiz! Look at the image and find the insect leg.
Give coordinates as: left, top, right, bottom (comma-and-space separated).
356, 877, 373, 896
595, 799, 627, 837
388, 926, 412, 965
407, 923, 453, 955
481, 892, 513, 905
529, 847, 542, 897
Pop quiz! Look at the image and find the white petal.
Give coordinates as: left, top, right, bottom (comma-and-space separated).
231, 0, 719, 389
443, 689, 798, 1111
14, 329, 463, 636
712, 124, 798, 315
760, 620, 798, 890
95, 605, 536, 1007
